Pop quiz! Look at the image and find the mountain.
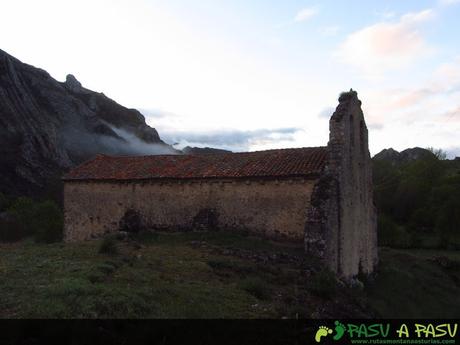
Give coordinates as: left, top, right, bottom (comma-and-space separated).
182, 146, 232, 155
0, 49, 174, 196
373, 147, 436, 165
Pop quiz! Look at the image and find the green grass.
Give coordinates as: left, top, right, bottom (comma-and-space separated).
365, 247, 460, 318
0, 232, 321, 318
0, 232, 458, 318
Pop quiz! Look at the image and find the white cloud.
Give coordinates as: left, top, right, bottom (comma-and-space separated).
400, 9, 434, 23
357, 54, 460, 156
294, 7, 318, 22
337, 9, 434, 78
320, 26, 340, 36
376, 10, 396, 20
439, 0, 460, 5
160, 127, 304, 152
433, 56, 460, 90
318, 107, 335, 118
381, 56, 460, 112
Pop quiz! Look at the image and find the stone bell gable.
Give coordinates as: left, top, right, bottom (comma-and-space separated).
63, 90, 378, 279
305, 90, 378, 278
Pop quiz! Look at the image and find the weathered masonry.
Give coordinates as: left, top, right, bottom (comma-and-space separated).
63, 91, 378, 278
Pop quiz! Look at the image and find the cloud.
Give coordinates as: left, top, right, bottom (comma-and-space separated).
294, 7, 318, 22
161, 127, 304, 152
434, 56, 460, 91
442, 106, 460, 122
382, 56, 460, 110
109, 126, 178, 155
138, 108, 178, 119
319, 26, 340, 36
61, 122, 178, 162
375, 10, 396, 20
439, 0, 460, 5
445, 146, 460, 158
318, 107, 335, 118
337, 9, 434, 77
391, 88, 434, 108
368, 122, 384, 131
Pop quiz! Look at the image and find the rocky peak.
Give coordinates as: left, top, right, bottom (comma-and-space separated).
0, 48, 173, 196
373, 147, 436, 164
373, 148, 400, 161
400, 147, 435, 162
65, 74, 83, 93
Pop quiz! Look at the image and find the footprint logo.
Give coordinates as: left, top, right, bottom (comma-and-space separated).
333, 321, 346, 341
315, 326, 333, 343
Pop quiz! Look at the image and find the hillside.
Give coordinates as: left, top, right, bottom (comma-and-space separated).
0, 49, 174, 197
1, 231, 458, 318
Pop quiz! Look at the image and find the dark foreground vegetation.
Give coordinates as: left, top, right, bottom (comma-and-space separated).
0, 232, 454, 318
0, 194, 62, 243
373, 151, 460, 249
0, 232, 360, 318
0, 231, 458, 318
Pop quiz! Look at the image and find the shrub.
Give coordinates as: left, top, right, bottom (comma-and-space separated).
3, 198, 63, 243
309, 268, 337, 299
377, 214, 412, 248
34, 201, 63, 243
0, 213, 27, 242
7, 197, 36, 237
239, 277, 271, 300
0, 193, 10, 212
1, 197, 36, 241
99, 237, 119, 255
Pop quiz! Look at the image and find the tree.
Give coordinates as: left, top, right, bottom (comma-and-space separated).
427, 147, 448, 160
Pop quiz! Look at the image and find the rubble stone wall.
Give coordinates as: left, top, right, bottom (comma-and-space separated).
64, 177, 317, 242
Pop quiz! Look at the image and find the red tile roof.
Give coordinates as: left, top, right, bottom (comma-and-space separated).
63, 147, 328, 181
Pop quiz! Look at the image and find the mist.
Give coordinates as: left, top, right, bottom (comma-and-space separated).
110, 126, 179, 155
61, 122, 179, 165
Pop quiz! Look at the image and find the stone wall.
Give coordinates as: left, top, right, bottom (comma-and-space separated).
305, 91, 378, 278
64, 177, 317, 242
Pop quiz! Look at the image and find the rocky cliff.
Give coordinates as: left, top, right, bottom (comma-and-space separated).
0, 49, 173, 196
373, 147, 436, 165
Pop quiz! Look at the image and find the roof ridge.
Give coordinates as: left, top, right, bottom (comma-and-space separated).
64, 146, 328, 181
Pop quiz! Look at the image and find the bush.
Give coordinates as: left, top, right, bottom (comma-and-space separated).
0, 193, 10, 212
1, 197, 36, 241
33, 201, 63, 243
373, 153, 460, 249
378, 214, 412, 248
7, 197, 36, 237
1, 198, 63, 243
309, 268, 337, 299
99, 237, 119, 255
0, 213, 27, 242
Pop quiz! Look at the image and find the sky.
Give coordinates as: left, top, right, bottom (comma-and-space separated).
1, 0, 460, 156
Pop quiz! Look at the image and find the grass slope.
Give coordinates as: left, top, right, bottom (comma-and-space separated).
0, 231, 458, 318
365, 247, 460, 318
